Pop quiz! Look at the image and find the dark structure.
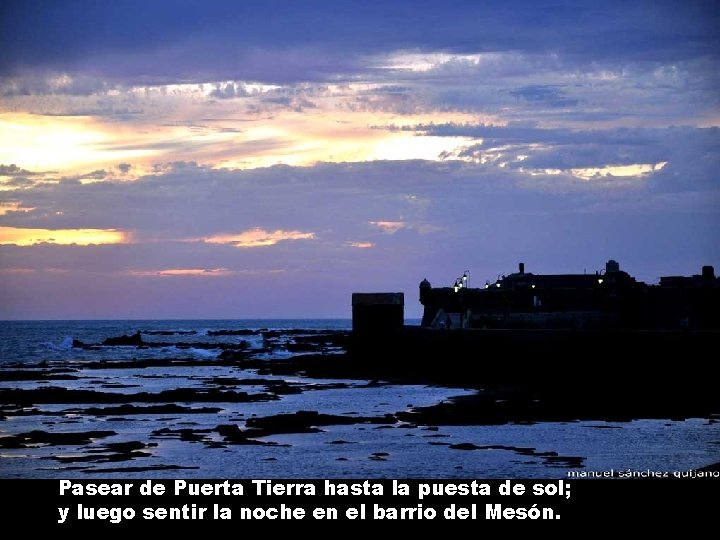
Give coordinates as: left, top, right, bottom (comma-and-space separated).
420, 260, 720, 331
352, 292, 404, 332
347, 261, 720, 403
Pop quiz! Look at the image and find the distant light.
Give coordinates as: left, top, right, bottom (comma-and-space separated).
496, 283, 501, 288
531, 284, 536, 289
485, 284, 489, 289
598, 279, 604, 284
454, 285, 459, 293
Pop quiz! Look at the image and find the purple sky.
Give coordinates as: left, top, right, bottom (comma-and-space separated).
0, 0, 718, 319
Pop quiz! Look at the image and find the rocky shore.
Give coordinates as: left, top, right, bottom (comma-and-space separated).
1, 326, 718, 477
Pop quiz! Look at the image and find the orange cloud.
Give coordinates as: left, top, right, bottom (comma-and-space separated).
127, 268, 234, 277
0, 226, 128, 246
348, 241, 374, 248
369, 221, 406, 233
203, 228, 315, 247
0, 202, 33, 215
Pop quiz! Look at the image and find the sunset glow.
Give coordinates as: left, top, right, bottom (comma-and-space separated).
370, 221, 406, 234
127, 268, 234, 277
203, 229, 316, 248
0, 1, 716, 319
0, 227, 128, 246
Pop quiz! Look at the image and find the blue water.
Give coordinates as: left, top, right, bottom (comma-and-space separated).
0, 320, 718, 479
0, 319, 355, 364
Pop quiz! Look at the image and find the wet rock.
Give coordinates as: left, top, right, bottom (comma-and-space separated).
449, 443, 482, 450
286, 343, 320, 353
0, 429, 116, 448
203, 377, 251, 386
208, 329, 259, 336
99, 383, 139, 389
0, 370, 79, 382
102, 332, 143, 346
217, 350, 250, 361
697, 461, 720, 472
265, 381, 304, 395
214, 424, 282, 445
180, 430, 206, 442
104, 441, 155, 453
151, 427, 213, 443
205, 442, 227, 448
544, 455, 585, 467
52, 440, 156, 464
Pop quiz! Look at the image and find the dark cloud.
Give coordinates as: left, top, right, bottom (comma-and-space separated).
1, 158, 717, 318
0, 176, 37, 188
396, 123, 719, 190
509, 85, 578, 108
1, 73, 113, 96
1, 156, 717, 317
1, 1, 717, 84
262, 96, 292, 106
209, 82, 251, 99
78, 170, 108, 180
0, 164, 39, 176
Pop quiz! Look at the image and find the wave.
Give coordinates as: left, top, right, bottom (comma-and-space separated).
161, 346, 221, 359
43, 335, 75, 351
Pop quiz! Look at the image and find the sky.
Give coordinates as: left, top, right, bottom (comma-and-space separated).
0, 0, 718, 319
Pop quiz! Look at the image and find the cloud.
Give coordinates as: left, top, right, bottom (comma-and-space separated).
209, 82, 251, 99
0, 157, 716, 318
0, 164, 37, 176
509, 85, 578, 108
0, 1, 717, 318
126, 267, 234, 277
1, 1, 717, 85
202, 228, 316, 248
348, 241, 374, 248
369, 221, 406, 234
0, 73, 114, 97
389, 123, 719, 188
0, 226, 128, 246
0, 201, 33, 215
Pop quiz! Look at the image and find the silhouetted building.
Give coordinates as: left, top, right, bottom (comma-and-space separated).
419, 261, 720, 330
352, 292, 404, 332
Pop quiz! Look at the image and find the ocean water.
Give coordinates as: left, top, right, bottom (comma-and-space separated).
0, 319, 355, 364
0, 320, 718, 479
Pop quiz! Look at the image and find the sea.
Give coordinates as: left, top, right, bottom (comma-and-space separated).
0, 319, 718, 479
